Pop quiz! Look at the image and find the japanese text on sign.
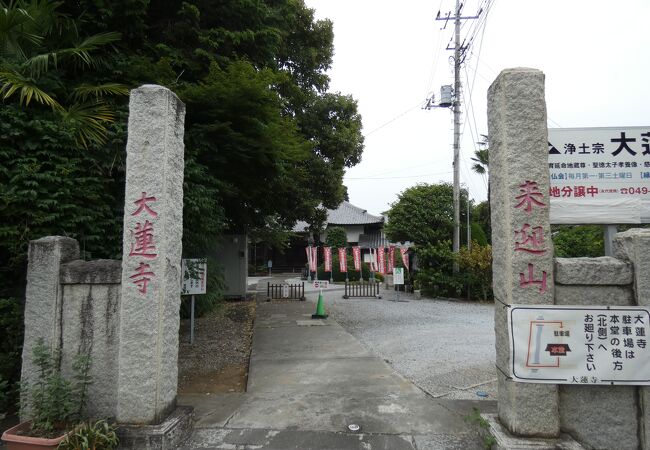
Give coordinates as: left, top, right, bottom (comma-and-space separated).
181, 258, 207, 295
548, 127, 650, 224
128, 192, 158, 295
508, 305, 650, 385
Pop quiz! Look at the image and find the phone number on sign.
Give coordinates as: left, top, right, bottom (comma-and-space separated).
620, 187, 649, 195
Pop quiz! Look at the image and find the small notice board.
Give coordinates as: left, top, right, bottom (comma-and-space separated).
393, 268, 404, 285
508, 305, 650, 385
181, 258, 207, 295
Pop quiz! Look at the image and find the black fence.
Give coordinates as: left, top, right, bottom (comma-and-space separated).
343, 281, 381, 299
267, 282, 305, 301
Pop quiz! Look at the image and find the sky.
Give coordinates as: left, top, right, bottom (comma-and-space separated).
303, 0, 650, 216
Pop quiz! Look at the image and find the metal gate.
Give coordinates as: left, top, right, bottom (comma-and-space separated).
343, 281, 381, 299
267, 282, 305, 301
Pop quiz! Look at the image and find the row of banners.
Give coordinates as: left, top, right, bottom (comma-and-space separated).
305, 246, 409, 274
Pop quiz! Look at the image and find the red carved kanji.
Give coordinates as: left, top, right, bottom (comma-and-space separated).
132, 191, 158, 218
130, 261, 155, 294
515, 181, 546, 213
519, 263, 547, 294
129, 220, 157, 259
514, 224, 546, 255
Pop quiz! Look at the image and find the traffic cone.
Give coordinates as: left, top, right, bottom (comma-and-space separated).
312, 289, 328, 319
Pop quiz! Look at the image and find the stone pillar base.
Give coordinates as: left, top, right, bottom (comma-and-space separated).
480, 414, 584, 450
117, 406, 193, 450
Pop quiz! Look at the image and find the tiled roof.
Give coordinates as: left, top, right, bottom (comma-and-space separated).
326, 201, 383, 225
292, 201, 383, 232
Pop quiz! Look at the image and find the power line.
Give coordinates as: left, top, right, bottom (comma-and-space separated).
363, 100, 425, 137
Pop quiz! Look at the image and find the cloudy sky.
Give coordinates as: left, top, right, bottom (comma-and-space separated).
304, 0, 650, 216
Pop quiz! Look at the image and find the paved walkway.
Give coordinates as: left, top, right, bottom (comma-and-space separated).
178, 277, 495, 449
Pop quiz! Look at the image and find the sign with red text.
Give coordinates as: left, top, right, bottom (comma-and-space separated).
399, 248, 410, 271
313, 280, 329, 289
377, 247, 386, 274
128, 192, 159, 295
181, 258, 207, 295
338, 248, 347, 272
548, 127, 650, 224
324, 247, 332, 272
352, 246, 361, 271
508, 305, 650, 385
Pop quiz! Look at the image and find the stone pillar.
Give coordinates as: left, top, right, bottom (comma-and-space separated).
613, 228, 650, 450
116, 85, 185, 424
21, 236, 79, 410
488, 68, 559, 437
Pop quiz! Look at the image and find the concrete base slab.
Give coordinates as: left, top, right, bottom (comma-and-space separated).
481, 414, 584, 450
178, 394, 246, 428
178, 427, 416, 450
117, 406, 193, 450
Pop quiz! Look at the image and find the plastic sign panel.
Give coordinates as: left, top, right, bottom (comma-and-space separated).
548, 127, 650, 224
313, 280, 329, 289
393, 267, 405, 285
181, 258, 207, 295
508, 305, 650, 385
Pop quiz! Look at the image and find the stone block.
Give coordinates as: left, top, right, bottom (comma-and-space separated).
481, 413, 584, 450
488, 68, 559, 437
60, 283, 121, 419
60, 259, 122, 284
117, 406, 193, 450
555, 285, 634, 306
554, 257, 632, 285
559, 385, 638, 450
117, 85, 185, 424
496, 372, 559, 438
21, 236, 79, 417
613, 229, 650, 307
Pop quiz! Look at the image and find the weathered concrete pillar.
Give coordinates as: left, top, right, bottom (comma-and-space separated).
613, 228, 650, 450
488, 68, 560, 437
116, 85, 185, 424
21, 236, 79, 410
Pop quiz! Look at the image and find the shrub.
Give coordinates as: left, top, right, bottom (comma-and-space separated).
458, 241, 493, 301
325, 226, 348, 248
415, 241, 465, 298
20, 338, 92, 437
316, 252, 375, 282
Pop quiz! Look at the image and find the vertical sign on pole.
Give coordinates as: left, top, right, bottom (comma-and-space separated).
324, 246, 332, 282
181, 258, 207, 345
338, 247, 348, 282
352, 246, 361, 281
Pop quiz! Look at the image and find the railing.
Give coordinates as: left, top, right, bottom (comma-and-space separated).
343, 281, 381, 299
267, 282, 305, 301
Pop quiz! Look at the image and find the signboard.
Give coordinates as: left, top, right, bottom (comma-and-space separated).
548, 126, 650, 224
393, 267, 404, 285
508, 305, 650, 385
313, 280, 329, 289
281, 283, 290, 298
181, 258, 207, 295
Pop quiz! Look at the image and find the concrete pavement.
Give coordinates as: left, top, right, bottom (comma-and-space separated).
177, 278, 495, 449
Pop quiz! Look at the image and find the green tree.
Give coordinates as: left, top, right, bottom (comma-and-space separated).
552, 225, 604, 257
384, 183, 469, 246
325, 226, 347, 248
0, 0, 128, 147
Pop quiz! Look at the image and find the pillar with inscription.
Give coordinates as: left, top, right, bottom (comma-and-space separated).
116, 85, 185, 424
488, 68, 560, 437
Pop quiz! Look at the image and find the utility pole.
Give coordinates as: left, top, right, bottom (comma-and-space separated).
435, 2, 481, 269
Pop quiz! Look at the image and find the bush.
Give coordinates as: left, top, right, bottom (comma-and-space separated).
415, 241, 465, 298
325, 227, 348, 248
20, 338, 92, 437
458, 241, 493, 301
552, 225, 604, 257
316, 252, 375, 282
0, 297, 23, 412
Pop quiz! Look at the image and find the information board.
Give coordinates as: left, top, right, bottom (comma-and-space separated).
181, 258, 207, 295
548, 126, 650, 224
313, 280, 329, 289
393, 267, 404, 285
508, 305, 650, 385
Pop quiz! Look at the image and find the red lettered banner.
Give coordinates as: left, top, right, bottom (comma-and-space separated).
338, 248, 347, 272
387, 246, 395, 274
377, 246, 386, 274
324, 247, 332, 272
305, 247, 311, 270
352, 246, 361, 271
310, 246, 318, 272
369, 248, 377, 272
400, 248, 409, 271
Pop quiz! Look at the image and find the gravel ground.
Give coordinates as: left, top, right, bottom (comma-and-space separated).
322, 289, 498, 401
177, 300, 255, 394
